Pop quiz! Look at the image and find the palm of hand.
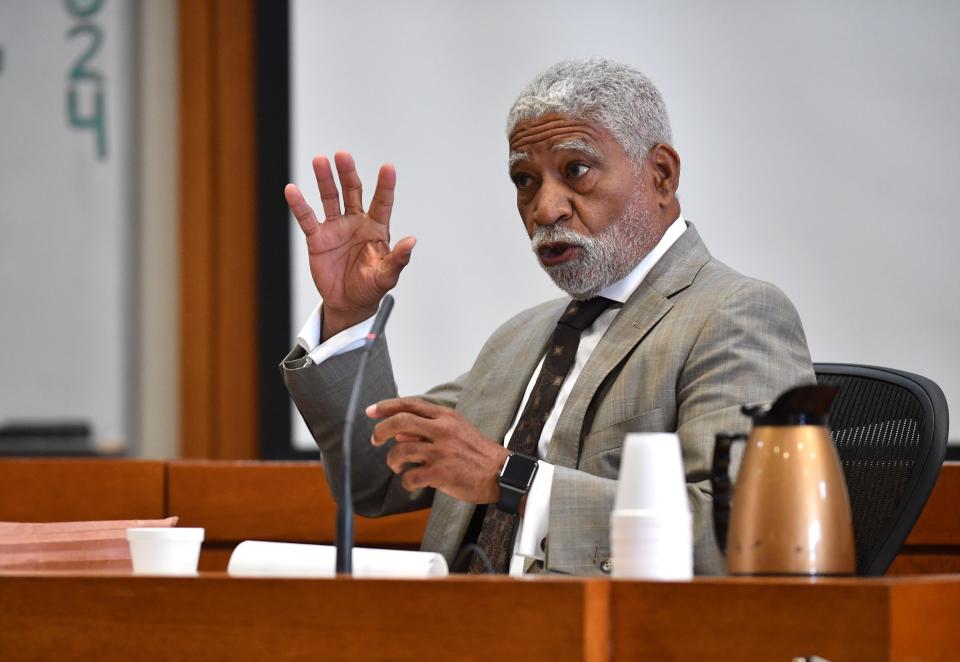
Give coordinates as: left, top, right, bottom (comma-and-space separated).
285, 152, 415, 334
305, 212, 391, 312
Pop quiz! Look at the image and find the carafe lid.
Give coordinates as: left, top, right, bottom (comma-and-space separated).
741, 384, 838, 426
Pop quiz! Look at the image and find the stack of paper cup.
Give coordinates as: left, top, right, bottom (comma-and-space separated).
610, 433, 692, 579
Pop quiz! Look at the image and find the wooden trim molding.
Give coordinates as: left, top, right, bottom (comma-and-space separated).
178, 0, 258, 459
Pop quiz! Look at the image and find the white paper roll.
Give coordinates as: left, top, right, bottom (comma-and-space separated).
226, 541, 449, 578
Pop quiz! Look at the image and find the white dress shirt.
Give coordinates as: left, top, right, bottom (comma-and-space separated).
297, 215, 687, 575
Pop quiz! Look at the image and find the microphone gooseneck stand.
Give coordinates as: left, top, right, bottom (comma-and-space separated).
336, 295, 395, 575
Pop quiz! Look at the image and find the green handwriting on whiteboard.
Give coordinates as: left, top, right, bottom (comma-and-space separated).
64, 0, 107, 160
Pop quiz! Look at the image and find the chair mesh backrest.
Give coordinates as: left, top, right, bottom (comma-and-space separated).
815, 364, 947, 575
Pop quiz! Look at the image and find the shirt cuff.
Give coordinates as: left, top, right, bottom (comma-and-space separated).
515, 461, 554, 561
295, 303, 374, 365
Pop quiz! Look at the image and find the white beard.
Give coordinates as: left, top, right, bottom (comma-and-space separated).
530, 189, 659, 300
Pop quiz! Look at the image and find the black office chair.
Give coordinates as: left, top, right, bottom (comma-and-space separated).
814, 363, 949, 576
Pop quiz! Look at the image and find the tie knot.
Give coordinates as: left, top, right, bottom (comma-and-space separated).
558, 297, 617, 332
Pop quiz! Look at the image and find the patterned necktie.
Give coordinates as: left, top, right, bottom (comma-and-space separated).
468, 296, 617, 573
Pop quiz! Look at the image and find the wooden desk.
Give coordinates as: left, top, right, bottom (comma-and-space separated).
611, 576, 960, 661
0, 573, 606, 661
1, 574, 958, 661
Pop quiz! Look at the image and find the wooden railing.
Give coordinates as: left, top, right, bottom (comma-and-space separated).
0, 459, 429, 570
1, 459, 956, 574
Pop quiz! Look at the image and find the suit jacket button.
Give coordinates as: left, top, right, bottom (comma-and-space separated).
601, 558, 613, 574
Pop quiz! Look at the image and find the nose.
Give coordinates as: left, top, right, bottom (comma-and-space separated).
530, 177, 572, 228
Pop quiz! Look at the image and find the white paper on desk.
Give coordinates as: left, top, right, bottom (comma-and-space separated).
226, 541, 449, 578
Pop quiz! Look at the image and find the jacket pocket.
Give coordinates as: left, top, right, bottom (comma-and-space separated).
580, 407, 665, 462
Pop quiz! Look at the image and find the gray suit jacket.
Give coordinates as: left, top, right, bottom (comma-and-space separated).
281, 224, 815, 575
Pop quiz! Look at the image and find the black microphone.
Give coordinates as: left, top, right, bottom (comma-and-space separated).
364, 294, 394, 349
336, 294, 395, 574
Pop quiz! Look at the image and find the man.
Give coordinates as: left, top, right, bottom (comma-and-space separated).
281, 58, 814, 575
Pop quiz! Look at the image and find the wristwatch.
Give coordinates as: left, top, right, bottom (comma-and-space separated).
496, 453, 539, 514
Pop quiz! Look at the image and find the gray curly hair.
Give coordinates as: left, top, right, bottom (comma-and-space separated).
507, 58, 672, 161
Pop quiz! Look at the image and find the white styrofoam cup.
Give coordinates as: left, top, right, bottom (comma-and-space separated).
126, 527, 205, 575
613, 433, 688, 513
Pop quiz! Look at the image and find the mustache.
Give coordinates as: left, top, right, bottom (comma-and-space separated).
530, 225, 591, 252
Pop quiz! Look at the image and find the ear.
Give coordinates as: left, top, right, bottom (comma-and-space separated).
647, 143, 681, 208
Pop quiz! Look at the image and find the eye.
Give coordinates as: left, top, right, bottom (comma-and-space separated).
566, 162, 591, 178
511, 172, 534, 189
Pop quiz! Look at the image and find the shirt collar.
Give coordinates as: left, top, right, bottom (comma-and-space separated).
599, 214, 687, 304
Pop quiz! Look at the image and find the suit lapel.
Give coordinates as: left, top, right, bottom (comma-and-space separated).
545, 224, 712, 468
545, 282, 672, 467
467, 301, 564, 441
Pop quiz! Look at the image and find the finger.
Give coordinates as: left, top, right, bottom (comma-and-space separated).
371, 411, 440, 447
374, 236, 416, 291
367, 164, 396, 225
401, 466, 434, 492
312, 155, 342, 220
386, 440, 435, 474
393, 432, 424, 443
366, 395, 443, 420
334, 151, 364, 215
284, 183, 320, 237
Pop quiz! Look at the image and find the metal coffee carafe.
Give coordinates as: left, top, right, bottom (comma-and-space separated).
712, 385, 855, 575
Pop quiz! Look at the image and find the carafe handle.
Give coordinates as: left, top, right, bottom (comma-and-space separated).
712, 432, 748, 554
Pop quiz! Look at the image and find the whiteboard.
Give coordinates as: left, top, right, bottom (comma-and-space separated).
0, 0, 136, 450
289, 0, 959, 449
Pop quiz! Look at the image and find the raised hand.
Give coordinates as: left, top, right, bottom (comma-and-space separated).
284, 152, 416, 339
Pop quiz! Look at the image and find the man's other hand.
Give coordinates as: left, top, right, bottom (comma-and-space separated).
284, 152, 416, 340
367, 397, 510, 504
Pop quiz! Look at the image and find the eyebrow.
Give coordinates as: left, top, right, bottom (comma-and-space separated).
550, 138, 602, 161
508, 138, 602, 172
509, 151, 528, 168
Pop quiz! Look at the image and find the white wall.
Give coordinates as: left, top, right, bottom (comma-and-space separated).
290, 0, 959, 448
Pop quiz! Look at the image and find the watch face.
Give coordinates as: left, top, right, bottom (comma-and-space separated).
501, 454, 538, 488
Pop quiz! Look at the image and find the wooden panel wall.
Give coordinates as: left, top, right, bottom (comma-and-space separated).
0, 460, 166, 521
1, 459, 956, 575
179, 0, 258, 459
887, 462, 960, 575
167, 461, 430, 571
